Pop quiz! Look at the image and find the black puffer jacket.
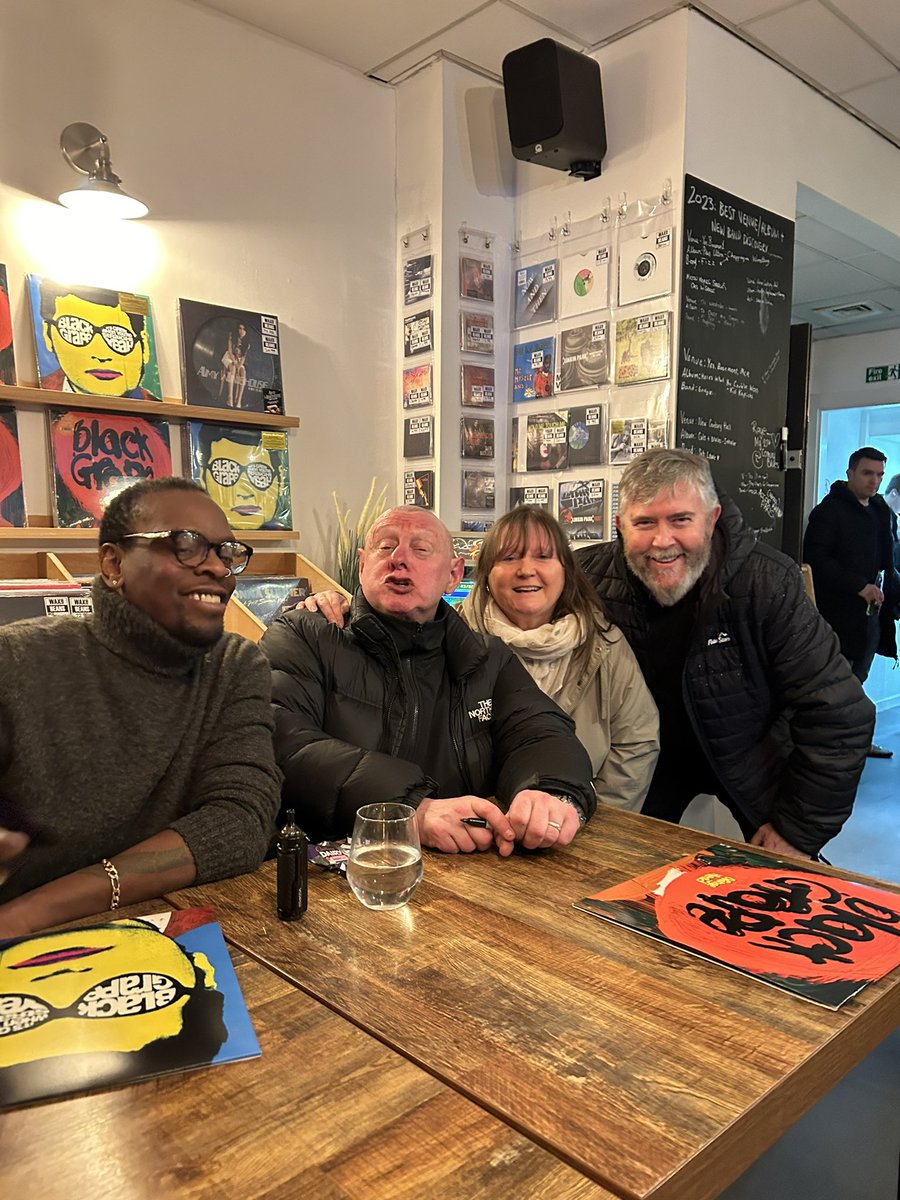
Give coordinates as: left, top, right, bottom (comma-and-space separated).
577, 498, 874, 855
803, 483, 899, 662
260, 593, 596, 840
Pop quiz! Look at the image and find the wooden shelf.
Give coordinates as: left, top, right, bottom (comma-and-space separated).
0, 528, 299, 543
0, 383, 299, 429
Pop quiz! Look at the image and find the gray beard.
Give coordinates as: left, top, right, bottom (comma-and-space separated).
624, 540, 712, 607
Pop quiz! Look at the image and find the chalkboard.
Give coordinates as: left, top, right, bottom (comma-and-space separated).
677, 174, 794, 545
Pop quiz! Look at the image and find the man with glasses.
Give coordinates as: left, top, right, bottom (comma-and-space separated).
38, 282, 157, 400
0, 477, 280, 939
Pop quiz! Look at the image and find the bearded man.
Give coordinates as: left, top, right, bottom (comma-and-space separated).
576, 448, 873, 859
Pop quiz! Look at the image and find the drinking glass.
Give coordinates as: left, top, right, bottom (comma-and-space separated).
347, 802, 423, 910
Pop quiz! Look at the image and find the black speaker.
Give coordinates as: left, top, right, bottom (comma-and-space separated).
502, 39, 606, 180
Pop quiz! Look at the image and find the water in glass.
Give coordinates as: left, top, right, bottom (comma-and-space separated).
347, 802, 423, 910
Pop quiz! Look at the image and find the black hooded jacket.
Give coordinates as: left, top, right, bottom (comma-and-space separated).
576, 496, 874, 856
803, 482, 899, 663
260, 592, 596, 840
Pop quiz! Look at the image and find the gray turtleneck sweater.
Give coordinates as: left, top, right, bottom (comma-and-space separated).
0, 578, 281, 902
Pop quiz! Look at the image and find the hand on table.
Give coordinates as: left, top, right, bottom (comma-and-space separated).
507, 790, 582, 850
415, 797, 516, 856
750, 822, 810, 859
303, 590, 350, 628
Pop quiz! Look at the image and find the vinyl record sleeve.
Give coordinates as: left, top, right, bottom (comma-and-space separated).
402, 363, 433, 409
0, 405, 25, 526
404, 310, 434, 357
558, 478, 604, 527
460, 417, 494, 460
48, 408, 172, 529
525, 412, 569, 472
608, 416, 648, 466
404, 469, 434, 508
184, 422, 292, 531
403, 414, 434, 458
404, 255, 434, 305
513, 337, 555, 403
0, 907, 259, 1110
617, 226, 673, 307
614, 311, 671, 385
566, 404, 606, 468
461, 363, 495, 408
514, 259, 558, 328
459, 257, 494, 302
27, 275, 162, 401
0, 264, 16, 385
559, 245, 610, 318
177, 299, 283, 414
461, 470, 495, 510
460, 310, 494, 355
509, 485, 551, 512
510, 416, 520, 473
558, 322, 609, 391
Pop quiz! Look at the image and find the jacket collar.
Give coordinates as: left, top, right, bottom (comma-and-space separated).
350, 589, 488, 679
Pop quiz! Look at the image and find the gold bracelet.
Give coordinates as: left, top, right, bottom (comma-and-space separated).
101, 858, 121, 910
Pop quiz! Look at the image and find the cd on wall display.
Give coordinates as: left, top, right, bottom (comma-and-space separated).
459, 257, 494, 302
404, 469, 434, 508
559, 245, 610, 318
404, 311, 434, 357
615, 311, 671, 385
512, 337, 555, 403
404, 255, 434, 305
509, 485, 551, 512
177, 300, 284, 414
402, 363, 433, 409
461, 311, 494, 355
460, 363, 495, 409
617, 226, 673, 307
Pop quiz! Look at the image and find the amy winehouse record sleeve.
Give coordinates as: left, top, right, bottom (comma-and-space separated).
178, 299, 283, 415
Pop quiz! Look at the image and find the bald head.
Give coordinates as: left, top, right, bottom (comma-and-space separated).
360, 507, 463, 623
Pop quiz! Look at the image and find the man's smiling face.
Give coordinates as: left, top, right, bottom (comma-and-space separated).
616, 483, 720, 606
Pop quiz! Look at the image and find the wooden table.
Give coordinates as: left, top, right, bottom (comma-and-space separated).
168, 807, 900, 1200
2, 903, 614, 1200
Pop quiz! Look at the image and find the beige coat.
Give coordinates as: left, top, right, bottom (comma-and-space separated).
458, 593, 659, 811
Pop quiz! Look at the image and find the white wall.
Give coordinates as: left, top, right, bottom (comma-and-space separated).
0, 0, 396, 569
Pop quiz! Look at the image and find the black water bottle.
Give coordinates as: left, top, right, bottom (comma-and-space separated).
276, 809, 308, 921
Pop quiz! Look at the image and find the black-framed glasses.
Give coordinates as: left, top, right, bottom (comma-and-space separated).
207, 457, 275, 491
47, 314, 138, 355
118, 529, 253, 573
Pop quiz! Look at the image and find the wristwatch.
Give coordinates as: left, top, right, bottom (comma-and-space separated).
553, 794, 587, 825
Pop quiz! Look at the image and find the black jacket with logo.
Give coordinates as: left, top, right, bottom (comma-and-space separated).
576, 497, 874, 856
803, 482, 900, 663
260, 592, 595, 840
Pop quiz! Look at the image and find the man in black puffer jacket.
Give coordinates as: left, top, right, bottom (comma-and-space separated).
261, 507, 595, 853
577, 449, 873, 859
803, 447, 899, 705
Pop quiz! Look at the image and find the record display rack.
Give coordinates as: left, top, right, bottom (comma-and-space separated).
0, 383, 300, 545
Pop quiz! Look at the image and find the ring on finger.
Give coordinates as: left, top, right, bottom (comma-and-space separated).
548, 820, 562, 831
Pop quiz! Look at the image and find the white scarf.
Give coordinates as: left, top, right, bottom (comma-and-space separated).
482, 598, 584, 701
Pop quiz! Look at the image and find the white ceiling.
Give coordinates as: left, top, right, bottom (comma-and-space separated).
188, 0, 900, 338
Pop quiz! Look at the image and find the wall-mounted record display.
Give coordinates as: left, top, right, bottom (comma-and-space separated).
403, 414, 433, 458
559, 245, 610, 318
178, 299, 283, 414
617, 226, 673, 307
404, 310, 434, 357
615, 311, 671, 385
526, 412, 568, 472
460, 417, 494, 459
462, 470, 495, 510
404, 468, 434, 508
403, 363, 433, 409
460, 310, 494, 354
566, 403, 605, 467
513, 337, 555, 402
461, 363, 494, 408
514, 259, 558, 328
403, 254, 434, 305
460, 257, 494, 302
509, 485, 551, 512
677, 175, 794, 545
559, 479, 604, 531
558, 322, 609, 391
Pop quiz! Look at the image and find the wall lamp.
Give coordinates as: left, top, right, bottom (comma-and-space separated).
58, 122, 149, 220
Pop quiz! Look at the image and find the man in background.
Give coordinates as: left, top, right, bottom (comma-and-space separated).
577, 448, 873, 860
803, 446, 899, 758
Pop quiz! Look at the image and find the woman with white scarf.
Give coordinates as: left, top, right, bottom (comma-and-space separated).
458, 506, 658, 811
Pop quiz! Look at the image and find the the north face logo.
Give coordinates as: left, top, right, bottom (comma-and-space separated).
707, 631, 731, 646
468, 698, 492, 722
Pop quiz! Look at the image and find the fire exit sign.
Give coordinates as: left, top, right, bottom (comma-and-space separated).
865, 364, 900, 382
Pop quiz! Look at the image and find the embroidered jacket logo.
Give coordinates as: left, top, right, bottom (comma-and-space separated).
468, 698, 492, 722
707, 632, 731, 646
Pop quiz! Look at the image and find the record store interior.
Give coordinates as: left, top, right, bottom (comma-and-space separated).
2, 1, 900, 1198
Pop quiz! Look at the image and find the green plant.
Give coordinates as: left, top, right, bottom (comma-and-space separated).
332, 477, 388, 594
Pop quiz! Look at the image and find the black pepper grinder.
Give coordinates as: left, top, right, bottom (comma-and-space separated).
276, 809, 308, 921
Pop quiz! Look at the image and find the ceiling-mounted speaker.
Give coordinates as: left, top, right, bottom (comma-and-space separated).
501, 39, 607, 181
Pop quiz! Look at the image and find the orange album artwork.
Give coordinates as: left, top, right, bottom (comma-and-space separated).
575, 844, 900, 1009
